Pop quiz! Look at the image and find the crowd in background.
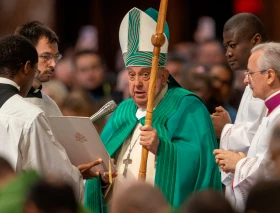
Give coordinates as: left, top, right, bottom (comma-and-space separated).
45, 18, 240, 133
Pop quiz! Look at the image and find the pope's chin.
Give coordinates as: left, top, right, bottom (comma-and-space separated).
132, 96, 148, 108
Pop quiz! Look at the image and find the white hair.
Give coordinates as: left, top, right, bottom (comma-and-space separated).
251, 42, 280, 77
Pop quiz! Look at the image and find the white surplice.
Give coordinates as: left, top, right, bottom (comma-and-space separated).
224, 95, 280, 211
220, 85, 267, 154
220, 85, 267, 191
25, 91, 63, 116
0, 78, 84, 201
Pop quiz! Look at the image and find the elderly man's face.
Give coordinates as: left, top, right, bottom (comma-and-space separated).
127, 66, 169, 108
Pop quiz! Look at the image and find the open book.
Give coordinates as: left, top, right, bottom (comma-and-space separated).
47, 116, 116, 174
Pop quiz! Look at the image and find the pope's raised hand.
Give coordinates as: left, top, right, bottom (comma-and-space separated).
139, 125, 159, 155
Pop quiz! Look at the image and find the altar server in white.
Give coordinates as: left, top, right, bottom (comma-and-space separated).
214, 42, 280, 211
211, 13, 268, 203
0, 35, 101, 201
212, 13, 268, 154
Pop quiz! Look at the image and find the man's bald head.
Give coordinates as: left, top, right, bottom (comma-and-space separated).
179, 190, 235, 213
110, 182, 170, 213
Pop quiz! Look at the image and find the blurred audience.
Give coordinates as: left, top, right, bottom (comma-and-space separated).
230, 71, 247, 110
74, 50, 106, 92
73, 50, 112, 106
245, 180, 280, 213
75, 25, 99, 52
61, 89, 95, 117
42, 79, 69, 110
110, 182, 171, 213
24, 179, 78, 213
172, 41, 198, 62
116, 69, 130, 100
166, 53, 187, 85
209, 64, 237, 122
178, 189, 236, 213
181, 64, 214, 113
115, 48, 126, 73
197, 40, 226, 67
194, 16, 216, 44
54, 58, 75, 91
184, 71, 213, 106
61, 89, 105, 133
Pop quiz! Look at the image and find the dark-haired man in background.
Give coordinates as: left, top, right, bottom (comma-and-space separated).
15, 21, 63, 116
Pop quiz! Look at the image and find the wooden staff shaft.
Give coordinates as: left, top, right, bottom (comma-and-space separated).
138, 47, 160, 181
138, 0, 168, 181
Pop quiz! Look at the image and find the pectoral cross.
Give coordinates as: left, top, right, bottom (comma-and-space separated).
123, 153, 132, 178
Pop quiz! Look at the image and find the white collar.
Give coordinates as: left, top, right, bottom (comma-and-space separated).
0, 77, 20, 90
136, 84, 168, 119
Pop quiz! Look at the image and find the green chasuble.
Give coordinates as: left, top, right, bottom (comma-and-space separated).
84, 85, 222, 212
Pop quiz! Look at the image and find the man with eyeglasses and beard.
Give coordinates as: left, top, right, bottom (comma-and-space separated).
214, 42, 280, 211
15, 21, 63, 116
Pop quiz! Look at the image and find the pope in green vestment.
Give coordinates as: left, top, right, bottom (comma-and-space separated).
84, 7, 221, 213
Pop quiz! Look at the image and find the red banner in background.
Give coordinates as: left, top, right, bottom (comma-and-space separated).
234, 0, 263, 14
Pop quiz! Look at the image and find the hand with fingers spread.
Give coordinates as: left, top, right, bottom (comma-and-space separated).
213, 149, 246, 173
101, 158, 118, 184
139, 125, 159, 155
211, 106, 232, 138
77, 159, 103, 179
